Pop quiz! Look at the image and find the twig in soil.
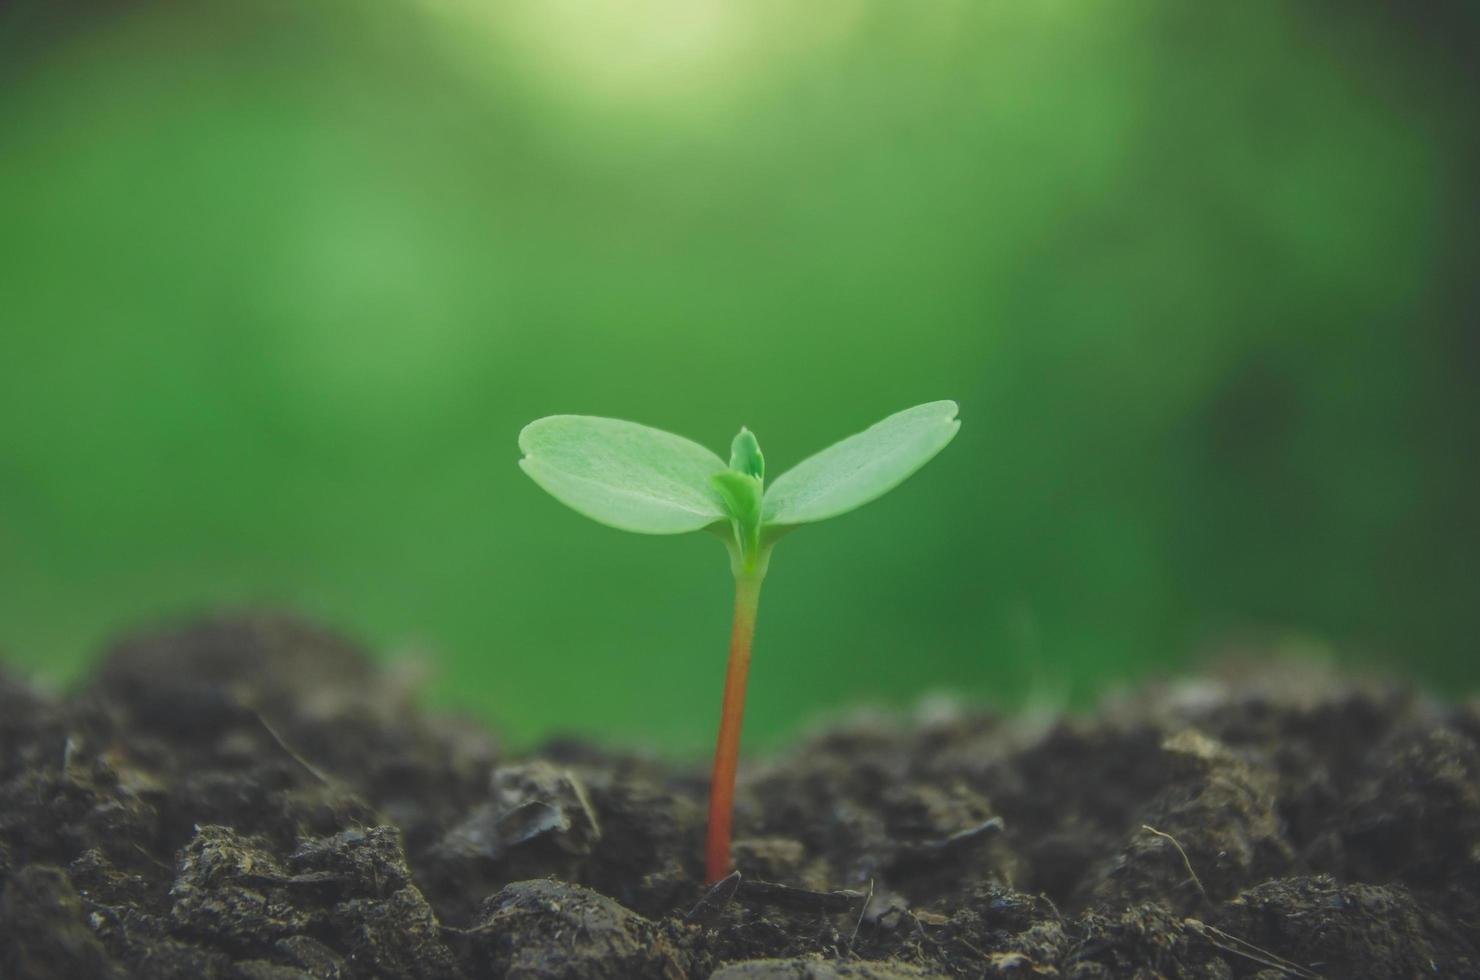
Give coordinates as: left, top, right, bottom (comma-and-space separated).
739, 878, 866, 913
684, 872, 870, 923
131, 841, 172, 872
895, 816, 1005, 863
1182, 918, 1323, 979
846, 877, 875, 952
684, 870, 743, 922
442, 920, 497, 938
930, 816, 1005, 851
1140, 823, 1207, 903
254, 711, 332, 785
953, 934, 989, 960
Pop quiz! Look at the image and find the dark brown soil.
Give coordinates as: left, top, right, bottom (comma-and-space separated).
2, 613, 1478, 979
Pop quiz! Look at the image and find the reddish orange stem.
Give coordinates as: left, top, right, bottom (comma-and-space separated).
705, 573, 763, 883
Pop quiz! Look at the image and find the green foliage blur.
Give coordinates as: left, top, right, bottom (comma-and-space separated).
2, 0, 1477, 753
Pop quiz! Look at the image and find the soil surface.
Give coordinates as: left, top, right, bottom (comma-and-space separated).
2, 613, 1478, 979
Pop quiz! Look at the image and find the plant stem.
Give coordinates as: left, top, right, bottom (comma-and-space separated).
705, 567, 765, 883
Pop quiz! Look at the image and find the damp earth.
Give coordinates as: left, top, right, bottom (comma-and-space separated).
2, 614, 1477, 979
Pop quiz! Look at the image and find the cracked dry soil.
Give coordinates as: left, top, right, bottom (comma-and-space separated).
2, 614, 1478, 979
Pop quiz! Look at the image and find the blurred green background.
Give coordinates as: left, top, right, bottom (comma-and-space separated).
2, 0, 1477, 754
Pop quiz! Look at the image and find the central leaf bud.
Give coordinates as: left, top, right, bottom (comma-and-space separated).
713, 427, 766, 570
729, 427, 764, 480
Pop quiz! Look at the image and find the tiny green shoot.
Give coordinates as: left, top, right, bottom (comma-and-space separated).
518, 401, 961, 882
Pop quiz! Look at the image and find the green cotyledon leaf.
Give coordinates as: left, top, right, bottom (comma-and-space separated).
518, 415, 727, 534
761, 401, 961, 527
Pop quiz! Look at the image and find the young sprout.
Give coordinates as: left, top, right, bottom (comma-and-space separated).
518, 401, 961, 882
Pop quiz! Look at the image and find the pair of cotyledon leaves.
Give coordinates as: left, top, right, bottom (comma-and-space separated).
518, 400, 960, 539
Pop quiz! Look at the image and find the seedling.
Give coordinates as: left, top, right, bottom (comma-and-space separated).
518, 401, 961, 882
